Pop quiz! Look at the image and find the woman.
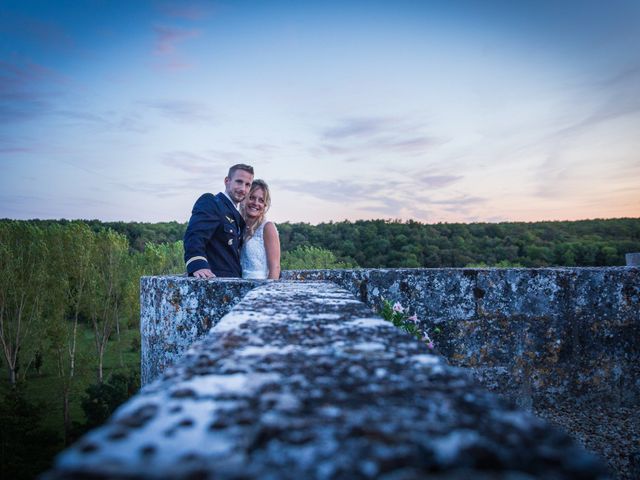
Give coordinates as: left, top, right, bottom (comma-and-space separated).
240, 179, 281, 279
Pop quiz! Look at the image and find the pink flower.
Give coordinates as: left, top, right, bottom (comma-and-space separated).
427, 342, 435, 350
392, 302, 404, 313
408, 314, 418, 323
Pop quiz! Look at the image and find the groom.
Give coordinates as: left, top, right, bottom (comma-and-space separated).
183, 164, 254, 278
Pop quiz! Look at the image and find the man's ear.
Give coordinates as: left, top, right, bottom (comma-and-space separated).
224, 176, 230, 188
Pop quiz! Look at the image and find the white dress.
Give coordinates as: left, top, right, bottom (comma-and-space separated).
241, 221, 276, 279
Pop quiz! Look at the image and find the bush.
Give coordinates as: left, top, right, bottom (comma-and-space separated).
81, 370, 140, 430
282, 245, 357, 270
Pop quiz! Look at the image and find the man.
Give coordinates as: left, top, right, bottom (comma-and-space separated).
184, 164, 254, 278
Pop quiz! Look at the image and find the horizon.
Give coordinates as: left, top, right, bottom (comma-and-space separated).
1, 0, 639, 224
3, 215, 639, 228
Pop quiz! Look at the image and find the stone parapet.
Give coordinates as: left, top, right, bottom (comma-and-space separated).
282, 268, 640, 409
48, 281, 608, 479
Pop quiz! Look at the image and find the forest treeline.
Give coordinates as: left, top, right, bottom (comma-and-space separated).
278, 217, 640, 267
18, 216, 640, 267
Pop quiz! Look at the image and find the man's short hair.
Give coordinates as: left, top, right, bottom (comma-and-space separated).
228, 164, 254, 178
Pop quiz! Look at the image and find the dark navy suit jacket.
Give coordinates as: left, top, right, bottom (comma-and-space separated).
183, 192, 245, 277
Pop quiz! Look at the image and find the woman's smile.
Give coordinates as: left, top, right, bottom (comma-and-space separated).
245, 188, 266, 219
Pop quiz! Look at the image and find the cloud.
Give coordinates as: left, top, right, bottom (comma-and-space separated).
162, 150, 230, 176
0, 146, 33, 154
152, 25, 200, 70
387, 136, 440, 152
596, 64, 640, 89
113, 180, 192, 198
273, 176, 483, 222
232, 141, 280, 157
358, 196, 407, 217
0, 59, 149, 130
54, 109, 110, 124
0, 59, 61, 91
323, 117, 390, 140
161, 148, 273, 191
111, 151, 231, 198
0, 194, 48, 218
531, 154, 568, 199
273, 165, 466, 211
140, 99, 214, 123
320, 144, 351, 155
432, 195, 486, 209
153, 25, 200, 54
0, 92, 51, 122
319, 116, 444, 157
419, 175, 463, 188
391, 193, 487, 221
45, 109, 148, 133
273, 179, 387, 205
0, 59, 67, 122
548, 66, 640, 143
0, 193, 113, 219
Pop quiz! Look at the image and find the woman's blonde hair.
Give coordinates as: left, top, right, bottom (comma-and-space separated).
241, 179, 271, 239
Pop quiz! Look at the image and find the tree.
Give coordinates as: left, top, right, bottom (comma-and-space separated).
281, 245, 357, 270
80, 369, 140, 430
61, 223, 94, 378
0, 222, 48, 384
138, 241, 184, 276
44, 223, 93, 443
87, 229, 131, 383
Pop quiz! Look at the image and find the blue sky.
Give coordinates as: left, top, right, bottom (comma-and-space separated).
1, 0, 639, 224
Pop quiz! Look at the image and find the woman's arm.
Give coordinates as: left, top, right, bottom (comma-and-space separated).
263, 222, 281, 279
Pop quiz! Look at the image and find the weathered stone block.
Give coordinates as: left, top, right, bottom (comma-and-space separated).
283, 268, 640, 409
140, 275, 263, 385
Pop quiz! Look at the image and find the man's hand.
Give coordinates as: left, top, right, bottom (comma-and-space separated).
193, 268, 216, 279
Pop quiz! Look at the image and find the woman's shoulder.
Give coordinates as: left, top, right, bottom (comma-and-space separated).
263, 221, 278, 232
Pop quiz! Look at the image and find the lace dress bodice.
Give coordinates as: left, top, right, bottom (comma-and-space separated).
240, 221, 275, 279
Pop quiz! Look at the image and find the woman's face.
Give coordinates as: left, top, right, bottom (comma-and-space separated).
244, 187, 266, 219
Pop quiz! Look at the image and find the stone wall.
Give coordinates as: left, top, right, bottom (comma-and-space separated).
130, 269, 638, 478
140, 276, 263, 385
47, 281, 608, 479
282, 268, 640, 410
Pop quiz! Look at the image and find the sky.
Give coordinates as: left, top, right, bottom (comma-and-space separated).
1, 0, 639, 225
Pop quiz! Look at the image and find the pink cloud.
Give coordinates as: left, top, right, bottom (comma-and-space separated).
153, 25, 200, 55
0, 59, 66, 92
157, 58, 194, 72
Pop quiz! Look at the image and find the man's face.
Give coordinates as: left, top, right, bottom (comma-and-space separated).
224, 170, 253, 204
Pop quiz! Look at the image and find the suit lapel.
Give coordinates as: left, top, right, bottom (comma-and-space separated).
217, 193, 244, 236
217, 192, 234, 211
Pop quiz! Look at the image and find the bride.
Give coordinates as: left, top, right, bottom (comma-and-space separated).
240, 179, 281, 279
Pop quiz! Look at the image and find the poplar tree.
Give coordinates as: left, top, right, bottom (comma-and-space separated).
45, 223, 93, 443
88, 229, 130, 383
0, 222, 48, 384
